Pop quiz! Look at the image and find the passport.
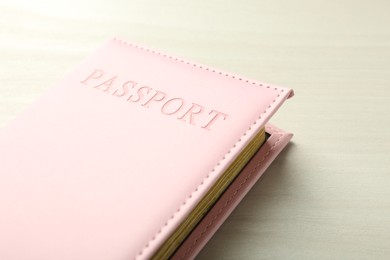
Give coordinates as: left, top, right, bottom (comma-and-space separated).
0, 38, 293, 259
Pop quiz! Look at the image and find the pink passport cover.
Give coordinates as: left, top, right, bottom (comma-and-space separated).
0, 38, 293, 259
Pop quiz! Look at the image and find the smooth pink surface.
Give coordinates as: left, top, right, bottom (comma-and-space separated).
172, 124, 293, 259
0, 38, 292, 259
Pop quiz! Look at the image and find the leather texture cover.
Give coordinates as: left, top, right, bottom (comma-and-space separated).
172, 124, 293, 259
0, 38, 293, 260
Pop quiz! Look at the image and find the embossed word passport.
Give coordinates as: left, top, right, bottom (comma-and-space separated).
0, 38, 294, 259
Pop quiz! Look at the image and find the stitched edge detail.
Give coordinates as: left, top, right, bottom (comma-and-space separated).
112, 37, 282, 91
109, 38, 286, 259
179, 127, 284, 259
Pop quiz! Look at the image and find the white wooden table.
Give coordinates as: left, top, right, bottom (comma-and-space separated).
1, 1, 389, 259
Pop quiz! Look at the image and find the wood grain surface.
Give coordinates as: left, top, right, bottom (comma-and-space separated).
1, 0, 389, 259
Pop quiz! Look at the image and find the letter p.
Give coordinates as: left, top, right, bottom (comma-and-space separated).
80, 69, 104, 85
